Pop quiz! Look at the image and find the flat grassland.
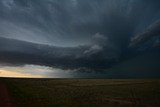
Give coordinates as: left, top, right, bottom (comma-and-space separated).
2, 78, 160, 107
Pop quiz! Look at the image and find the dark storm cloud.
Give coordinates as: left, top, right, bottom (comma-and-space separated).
1, 0, 160, 46
130, 21, 160, 47
0, 0, 160, 71
0, 37, 118, 69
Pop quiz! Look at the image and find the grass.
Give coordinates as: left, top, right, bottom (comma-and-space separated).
2, 78, 160, 107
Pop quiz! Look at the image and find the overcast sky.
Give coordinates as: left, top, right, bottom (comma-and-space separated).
0, 0, 160, 46
0, 0, 160, 78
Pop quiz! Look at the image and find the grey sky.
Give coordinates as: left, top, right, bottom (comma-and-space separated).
0, 0, 160, 47
0, 0, 160, 77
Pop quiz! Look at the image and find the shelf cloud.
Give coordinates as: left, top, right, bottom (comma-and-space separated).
0, 0, 160, 76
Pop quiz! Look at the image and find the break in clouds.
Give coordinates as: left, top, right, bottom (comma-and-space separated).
0, 0, 160, 77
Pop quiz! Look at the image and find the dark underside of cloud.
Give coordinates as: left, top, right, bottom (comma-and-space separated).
0, 0, 160, 77
0, 36, 118, 69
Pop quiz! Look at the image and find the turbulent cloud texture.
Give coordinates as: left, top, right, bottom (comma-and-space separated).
130, 21, 160, 47
0, 0, 160, 73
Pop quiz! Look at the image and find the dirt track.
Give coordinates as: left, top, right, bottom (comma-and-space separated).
0, 80, 14, 107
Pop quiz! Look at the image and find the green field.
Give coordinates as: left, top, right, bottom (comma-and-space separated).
2, 78, 160, 107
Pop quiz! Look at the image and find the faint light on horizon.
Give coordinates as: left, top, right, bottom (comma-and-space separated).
0, 64, 74, 78
0, 69, 43, 78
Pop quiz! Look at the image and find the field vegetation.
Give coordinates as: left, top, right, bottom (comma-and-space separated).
2, 78, 160, 107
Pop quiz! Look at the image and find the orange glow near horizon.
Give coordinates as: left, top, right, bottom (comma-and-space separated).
0, 69, 43, 78
0, 64, 72, 78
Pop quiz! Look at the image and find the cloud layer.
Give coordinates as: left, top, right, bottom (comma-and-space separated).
1, 0, 160, 46
0, 0, 160, 73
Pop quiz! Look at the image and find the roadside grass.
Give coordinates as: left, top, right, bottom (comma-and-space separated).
3, 78, 160, 107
